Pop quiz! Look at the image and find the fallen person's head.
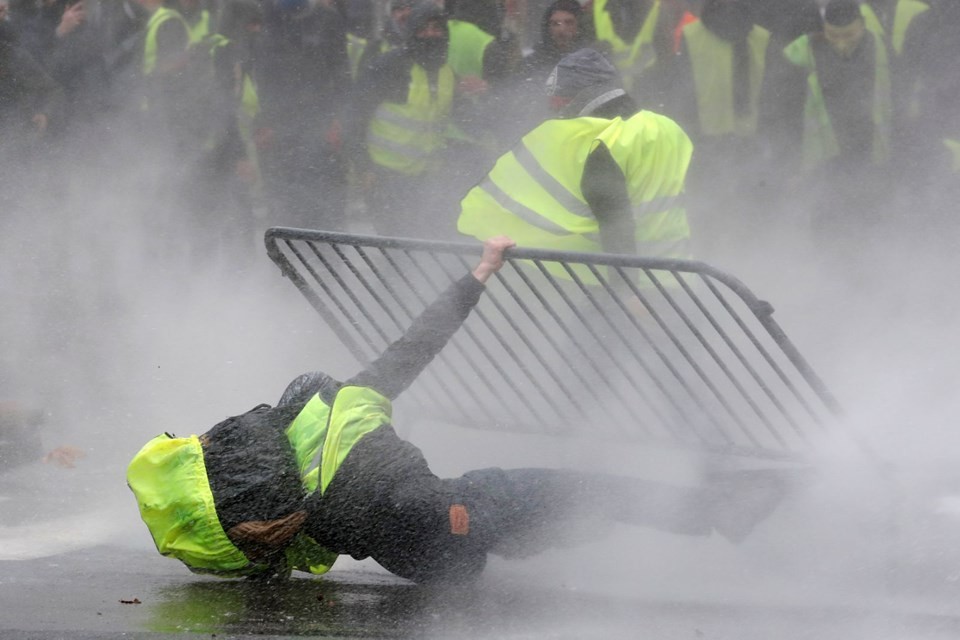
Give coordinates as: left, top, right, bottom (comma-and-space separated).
126, 425, 328, 580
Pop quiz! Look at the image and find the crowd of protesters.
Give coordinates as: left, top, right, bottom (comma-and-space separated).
0, 0, 957, 272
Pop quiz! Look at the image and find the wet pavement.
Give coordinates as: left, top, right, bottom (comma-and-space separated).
6, 542, 960, 640
5, 451, 960, 639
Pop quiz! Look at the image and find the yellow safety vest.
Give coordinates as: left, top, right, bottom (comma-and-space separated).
208, 34, 261, 122
347, 33, 367, 79
187, 9, 211, 45
447, 19, 495, 79
143, 6, 189, 75
682, 21, 770, 137
458, 112, 692, 280
367, 63, 454, 175
285, 386, 392, 496
593, 0, 661, 92
783, 32, 892, 170
282, 386, 392, 574
860, 0, 929, 56
944, 139, 960, 173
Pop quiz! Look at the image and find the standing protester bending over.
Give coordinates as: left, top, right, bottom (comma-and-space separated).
128, 236, 788, 584
458, 49, 692, 265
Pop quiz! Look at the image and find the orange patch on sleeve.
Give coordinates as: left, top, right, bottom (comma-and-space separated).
449, 504, 470, 535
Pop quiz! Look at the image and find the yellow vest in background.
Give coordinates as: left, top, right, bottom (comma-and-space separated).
458, 111, 692, 274
367, 63, 455, 175
682, 21, 770, 137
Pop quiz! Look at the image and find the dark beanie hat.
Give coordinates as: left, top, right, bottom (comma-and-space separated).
404, 0, 447, 41
546, 48, 621, 98
824, 0, 862, 26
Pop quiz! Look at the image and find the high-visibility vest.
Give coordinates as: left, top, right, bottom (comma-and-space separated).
281, 385, 392, 573
366, 63, 454, 175
447, 19, 495, 79
285, 386, 392, 496
143, 6, 189, 75
783, 32, 892, 171
187, 9, 211, 44
945, 139, 960, 173
458, 112, 692, 271
682, 20, 770, 137
208, 34, 260, 122
347, 33, 366, 79
593, 0, 661, 92
860, 0, 928, 56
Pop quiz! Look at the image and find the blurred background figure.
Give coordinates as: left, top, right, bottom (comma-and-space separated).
0, 21, 63, 208
184, 0, 268, 270
521, 0, 590, 83
173, 0, 212, 43
590, 0, 679, 101
346, 1, 454, 239
778, 0, 892, 244
349, 0, 411, 79
897, 0, 960, 233
441, 0, 522, 216
257, 0, 350, 230
666, 0, 776, 259
0, 401, 84, 473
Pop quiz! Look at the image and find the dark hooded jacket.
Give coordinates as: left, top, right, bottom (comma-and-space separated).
201, 274, 488, 583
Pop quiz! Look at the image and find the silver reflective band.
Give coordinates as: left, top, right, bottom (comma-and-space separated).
368, 133, 431, 160
513, 143, 595, 220
632, 193, 685, 217
478, 179, 575, 236
372, 106, 436, 134
579, 88, 627, 116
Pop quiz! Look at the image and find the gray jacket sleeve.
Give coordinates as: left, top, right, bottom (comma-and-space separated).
345, 273, 485, 400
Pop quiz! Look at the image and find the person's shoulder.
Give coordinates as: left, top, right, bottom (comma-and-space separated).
356, 46, 411, 84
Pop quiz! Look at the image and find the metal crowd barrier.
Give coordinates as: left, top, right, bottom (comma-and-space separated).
265, 228, 842, 461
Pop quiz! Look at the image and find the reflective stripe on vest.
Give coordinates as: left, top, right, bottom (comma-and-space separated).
458, 112, 692, 259
447, 19, 495, 78
683, 21, 770, 137
143, 7, 189, 75
240, 74, 260, 120
593, 0, 660, 92
347, 33, 367, 80
860, 0, 929, 56
208, 35, 260, 126
367, 63, 454, 174
945, 139, 960, 173
783, 33, 892, 171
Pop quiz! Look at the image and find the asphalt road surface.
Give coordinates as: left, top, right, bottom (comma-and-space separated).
4, 453, 960, 639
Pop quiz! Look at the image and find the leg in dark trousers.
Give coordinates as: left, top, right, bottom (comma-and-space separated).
446, 467, 788, 559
